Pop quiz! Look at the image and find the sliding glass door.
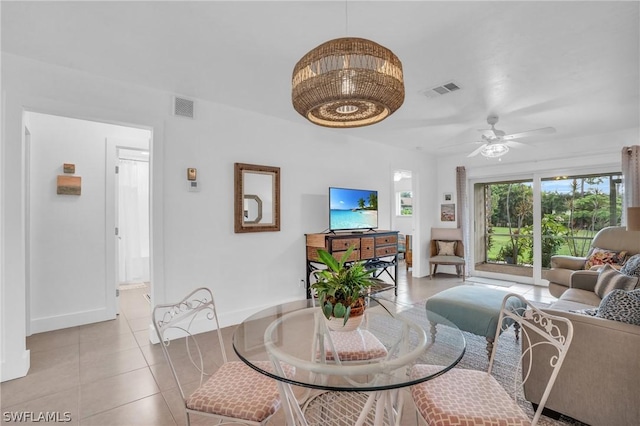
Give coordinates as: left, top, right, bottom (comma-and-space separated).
473, 171, 622, 283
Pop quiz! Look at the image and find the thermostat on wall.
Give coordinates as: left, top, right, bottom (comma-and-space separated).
187, 180, 200, 192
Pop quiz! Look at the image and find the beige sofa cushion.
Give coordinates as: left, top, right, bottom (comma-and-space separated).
591, 226, 640, 254
594, 264, 639, 298
545, 267, 575, 287
547, 227, 640, 297
555, 288, 602, 307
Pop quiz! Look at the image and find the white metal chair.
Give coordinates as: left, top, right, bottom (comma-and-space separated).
152, 287, 290, 426
410, 293, 574, 426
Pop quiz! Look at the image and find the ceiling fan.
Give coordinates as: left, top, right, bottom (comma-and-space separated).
468, 115, 556, 158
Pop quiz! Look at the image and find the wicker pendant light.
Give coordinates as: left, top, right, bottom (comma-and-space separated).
292, 37, 405, 128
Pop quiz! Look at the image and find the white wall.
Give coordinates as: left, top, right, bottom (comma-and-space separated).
1, 53, 435, 381
26, 112, 150, 333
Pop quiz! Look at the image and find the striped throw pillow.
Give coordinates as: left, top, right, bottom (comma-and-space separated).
594, 264, 639, 299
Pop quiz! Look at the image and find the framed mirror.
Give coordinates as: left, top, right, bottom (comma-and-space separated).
234, 163, 280, 233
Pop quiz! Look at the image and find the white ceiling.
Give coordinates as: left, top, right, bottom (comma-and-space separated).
2, 1, 639, 161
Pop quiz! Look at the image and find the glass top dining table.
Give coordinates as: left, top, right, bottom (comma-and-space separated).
233, 297, 466, 394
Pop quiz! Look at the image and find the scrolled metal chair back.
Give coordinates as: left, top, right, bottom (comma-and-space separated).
490, 293, 574, 426
152, 287, 225, 402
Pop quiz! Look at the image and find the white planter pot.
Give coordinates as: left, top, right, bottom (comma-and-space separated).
324, 313, 364, 332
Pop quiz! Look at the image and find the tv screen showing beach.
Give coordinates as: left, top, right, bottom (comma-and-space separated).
329, 187, 378, 231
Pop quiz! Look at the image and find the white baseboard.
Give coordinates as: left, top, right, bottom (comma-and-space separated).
30, 308, 115, 334
1, 349, 30, 382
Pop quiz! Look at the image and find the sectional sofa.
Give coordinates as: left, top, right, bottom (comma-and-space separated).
523, 268, 640, 425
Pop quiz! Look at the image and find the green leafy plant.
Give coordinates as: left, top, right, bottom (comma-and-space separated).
496, 240, 521, 264
311, 245, 375, 325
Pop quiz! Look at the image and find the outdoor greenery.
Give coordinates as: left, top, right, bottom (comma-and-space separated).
485, 174, 622, 268
399, 191, 412, 216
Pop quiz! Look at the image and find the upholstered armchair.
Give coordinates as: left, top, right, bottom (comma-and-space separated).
429, 228, 465, 280
546, 226, 640, 298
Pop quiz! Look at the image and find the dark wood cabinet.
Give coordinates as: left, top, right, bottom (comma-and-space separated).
305, 230, 399, 298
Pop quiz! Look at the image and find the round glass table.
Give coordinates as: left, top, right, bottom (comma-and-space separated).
233, 299, 465, 426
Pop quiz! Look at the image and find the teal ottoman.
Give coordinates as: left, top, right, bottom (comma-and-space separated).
425, 285, 527, 358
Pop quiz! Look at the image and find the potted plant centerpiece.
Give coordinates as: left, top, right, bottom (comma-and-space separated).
311, 245, 375, 331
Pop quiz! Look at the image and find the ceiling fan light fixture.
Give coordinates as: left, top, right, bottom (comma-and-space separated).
481, 143, 509, 158
292, 37, 405, 128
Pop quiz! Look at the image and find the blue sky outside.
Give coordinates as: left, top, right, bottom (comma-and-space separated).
330, 188, 377, 210
541, 177, 620, 194
494, 177, 618, 194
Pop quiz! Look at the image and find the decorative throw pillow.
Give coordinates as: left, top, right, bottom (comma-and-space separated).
596, 288, 640, 326
594, 264, 639, 299
620, 253, 640, 278
437, 240, 456, 256
584, 248, 627, 270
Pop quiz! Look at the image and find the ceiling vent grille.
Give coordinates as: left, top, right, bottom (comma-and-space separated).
173, 97, 195, 119
421, 81, 461, 98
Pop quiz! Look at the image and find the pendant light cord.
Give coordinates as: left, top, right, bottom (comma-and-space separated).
345, 0, 349, 36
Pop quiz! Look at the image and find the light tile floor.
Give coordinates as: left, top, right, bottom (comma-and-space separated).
1, 266, 555, 425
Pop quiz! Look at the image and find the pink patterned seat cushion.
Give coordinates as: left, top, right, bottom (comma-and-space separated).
410, 365, 531, 426
323, 329, 388, 361
187, 360, 294, 423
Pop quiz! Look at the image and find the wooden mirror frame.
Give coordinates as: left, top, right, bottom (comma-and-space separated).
234, 163, 280, 233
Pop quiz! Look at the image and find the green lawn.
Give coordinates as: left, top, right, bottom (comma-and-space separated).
486, 227, 596, 263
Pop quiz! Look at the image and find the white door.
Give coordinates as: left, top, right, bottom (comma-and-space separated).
106, 138, 150, 315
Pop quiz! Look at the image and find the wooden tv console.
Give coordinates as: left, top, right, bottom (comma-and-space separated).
305, 230, 399, 299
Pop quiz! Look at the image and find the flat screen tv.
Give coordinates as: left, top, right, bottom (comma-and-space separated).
329, 187, 378, 231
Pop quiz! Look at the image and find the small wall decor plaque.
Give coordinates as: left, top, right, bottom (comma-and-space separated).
443, 192, 453, 202
57, 175, 81, 195
441, 203, 455, 222
187, 168, 197, 181
63, 163, 76, 174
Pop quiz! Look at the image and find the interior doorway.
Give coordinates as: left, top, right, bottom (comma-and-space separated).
392, 169, 414, 270
24, 111, 152, 333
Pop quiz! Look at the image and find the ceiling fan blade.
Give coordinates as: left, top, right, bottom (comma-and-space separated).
502, 127, 556, 140
468, 143, 488, 157
505, 140, 527, 149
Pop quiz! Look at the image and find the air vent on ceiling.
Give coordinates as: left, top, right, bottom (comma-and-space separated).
173, 96, 195, 119
421, 81, 461, 98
